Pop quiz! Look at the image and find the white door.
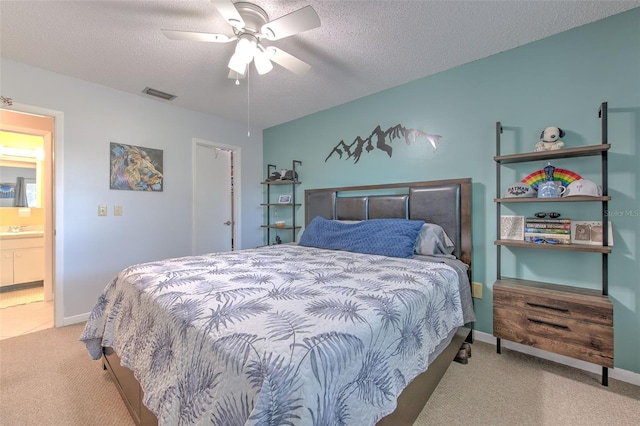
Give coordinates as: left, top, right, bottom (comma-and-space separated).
193, 141, 234, 255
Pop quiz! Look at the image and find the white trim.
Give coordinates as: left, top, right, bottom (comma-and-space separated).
2, 103, 65, 328
63, 312, 90, 326
474, 330, 640, 386
191, 138, 242, 252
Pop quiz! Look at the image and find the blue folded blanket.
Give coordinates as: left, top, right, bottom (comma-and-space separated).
299, 216, 425, 258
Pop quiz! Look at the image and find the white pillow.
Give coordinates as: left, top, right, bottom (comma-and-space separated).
414, 223, 455, 256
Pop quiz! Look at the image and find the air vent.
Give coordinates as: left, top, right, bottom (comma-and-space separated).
142, 87, 177, 101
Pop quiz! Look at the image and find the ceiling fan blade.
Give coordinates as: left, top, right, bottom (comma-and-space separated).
161, 29, 236, 43
266, 46, 311, 75
261, 5, 320, 41
212, 0, 245, 29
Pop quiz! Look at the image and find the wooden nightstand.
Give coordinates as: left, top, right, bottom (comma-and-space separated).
494, 279, 613, 368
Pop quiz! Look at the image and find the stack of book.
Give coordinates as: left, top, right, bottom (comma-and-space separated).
524, 217, 571, 244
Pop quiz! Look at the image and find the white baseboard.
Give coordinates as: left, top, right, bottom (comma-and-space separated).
473, 330, 640, 387
62, 312, 90, 326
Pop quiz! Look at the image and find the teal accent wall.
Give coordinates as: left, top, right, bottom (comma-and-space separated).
264, 9, 640, 374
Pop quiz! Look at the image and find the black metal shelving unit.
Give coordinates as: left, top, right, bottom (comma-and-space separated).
261, 160, 302, 245
494, 102, 612, 385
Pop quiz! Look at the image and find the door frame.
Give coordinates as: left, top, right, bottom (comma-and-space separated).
1, 102, 64, 327
191, 138, 241, 254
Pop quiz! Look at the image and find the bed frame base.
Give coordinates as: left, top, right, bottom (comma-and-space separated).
103, 351, 158, 426
377, 327, 470, 426
102, 327, 470, 426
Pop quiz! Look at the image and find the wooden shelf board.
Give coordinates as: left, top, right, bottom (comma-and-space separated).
495, 239, 611, 253
261, 225, 301, 230
261, 181, 302, 185
494, 277, 610, 299
495, 144, 610, 164
495, 196, 610, 203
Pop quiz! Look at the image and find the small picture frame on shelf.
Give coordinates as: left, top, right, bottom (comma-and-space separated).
500, 215, 524, 240
278, 194, 291, 204
570, 220, 614, 246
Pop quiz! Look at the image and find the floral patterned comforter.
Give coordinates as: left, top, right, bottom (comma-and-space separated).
81, 245, 474, 425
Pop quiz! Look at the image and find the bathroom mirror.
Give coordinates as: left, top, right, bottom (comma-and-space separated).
0, 164, 39, 208
0, 130, 44, 209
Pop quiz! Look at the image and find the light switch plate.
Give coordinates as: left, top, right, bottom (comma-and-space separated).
98, 205, 107, 216
472, 282, 483, 299
114, 205, 122, 216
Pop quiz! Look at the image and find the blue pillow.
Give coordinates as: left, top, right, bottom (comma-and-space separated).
299, 217, 425, 258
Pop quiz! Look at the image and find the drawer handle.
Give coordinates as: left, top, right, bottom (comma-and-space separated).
526, 302, 568, 313
527, 318, 569, 329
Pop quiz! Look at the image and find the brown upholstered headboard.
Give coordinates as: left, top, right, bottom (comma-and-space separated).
305, 178, 472, 269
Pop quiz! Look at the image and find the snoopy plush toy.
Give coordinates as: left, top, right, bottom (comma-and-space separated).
535, 126, 565, 151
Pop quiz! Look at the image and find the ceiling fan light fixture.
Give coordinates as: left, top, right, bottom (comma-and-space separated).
228, 53, 248, 75
234, 35, 257, 62
254, 47, 273, 75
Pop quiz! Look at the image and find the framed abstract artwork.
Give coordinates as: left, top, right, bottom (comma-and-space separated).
110, 143, 163, 191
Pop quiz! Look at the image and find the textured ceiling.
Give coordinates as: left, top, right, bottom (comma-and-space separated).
1, 1, 639, 129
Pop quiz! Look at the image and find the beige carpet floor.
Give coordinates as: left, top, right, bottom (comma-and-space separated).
1, 323, 638, 425
417, 343, 640, 425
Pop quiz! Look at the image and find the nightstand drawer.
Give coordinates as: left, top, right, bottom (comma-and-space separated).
494, 306, 614, 367
494, 279, 613, 326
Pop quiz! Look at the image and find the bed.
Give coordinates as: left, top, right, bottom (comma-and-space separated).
81, 178, 474, 426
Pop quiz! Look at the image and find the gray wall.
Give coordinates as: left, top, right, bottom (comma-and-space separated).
1, 59, 265, 322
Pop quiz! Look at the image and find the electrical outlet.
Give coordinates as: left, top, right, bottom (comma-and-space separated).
472, 282, 483, 299
114, 205, 123, 216
98, 205, 107, 216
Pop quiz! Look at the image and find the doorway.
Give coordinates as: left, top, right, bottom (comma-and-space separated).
0, 106, 58, 338
192, 138, 241, 255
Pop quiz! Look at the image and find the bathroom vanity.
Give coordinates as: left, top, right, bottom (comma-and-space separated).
0, 232, 44, 287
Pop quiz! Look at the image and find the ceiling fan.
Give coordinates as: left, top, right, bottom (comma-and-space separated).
162, 1, 321, 78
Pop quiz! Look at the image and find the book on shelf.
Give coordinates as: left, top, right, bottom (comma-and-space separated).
524, 222, 571, 229
525, 217, 571, 224
524, 227, 571, 234
524, 233, 571, 244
